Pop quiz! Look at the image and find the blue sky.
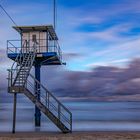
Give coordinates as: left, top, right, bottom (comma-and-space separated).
0, 0, 140, 71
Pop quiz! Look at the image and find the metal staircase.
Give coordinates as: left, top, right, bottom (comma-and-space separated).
7, 41, 72, 133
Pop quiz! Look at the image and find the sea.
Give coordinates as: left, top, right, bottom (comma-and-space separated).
1, 101, 140, 132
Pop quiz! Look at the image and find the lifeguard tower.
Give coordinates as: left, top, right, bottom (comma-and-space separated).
7, 25, 72, 133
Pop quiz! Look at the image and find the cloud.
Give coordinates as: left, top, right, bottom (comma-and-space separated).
63, 52, 85, 61
86, 59, 130, 68
38, 58, 140, 101
1, 57, 140, 102
86, 24, 133, 42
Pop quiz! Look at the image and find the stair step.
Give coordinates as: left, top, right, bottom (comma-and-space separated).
21, 69, 30, 71
17, 76, 26, 79
16, 79, 26, 81
19, 73, 27, 75
20, 69, 29, 71
15, 80, 24, 83
19, 71, 27, 73
15, 82, 25, 84
19, 72, 28, 74
17, 77, 26, 79
21, 67, 30, 68
17, 78, 27, 80
16, 79, 25, 81
15, 83, 24, 85
20, 70, 28, 72
17, 76, 26, 78
18, 73, 26, 75
17, 75, 26, 77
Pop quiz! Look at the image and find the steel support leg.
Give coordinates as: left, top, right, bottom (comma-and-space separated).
12, 93, 17, 133
35, 64, 41, 127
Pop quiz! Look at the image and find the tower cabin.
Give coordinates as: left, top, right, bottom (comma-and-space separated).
7, 25, 62, 65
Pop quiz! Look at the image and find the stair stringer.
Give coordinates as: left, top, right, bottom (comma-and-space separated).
24, 88, 71, 133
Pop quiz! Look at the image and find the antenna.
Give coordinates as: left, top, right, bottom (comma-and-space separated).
53, 0, 56, 31
0, 4, 18, 27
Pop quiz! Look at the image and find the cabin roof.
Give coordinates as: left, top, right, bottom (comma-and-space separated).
13, 25, 58, 40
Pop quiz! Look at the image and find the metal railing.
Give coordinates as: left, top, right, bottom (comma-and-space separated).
26, 73, 72, 132
7, 39, 62, 62
8, 41, 37, 87
7, 40, 27, 87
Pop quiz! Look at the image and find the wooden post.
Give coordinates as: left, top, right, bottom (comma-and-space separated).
12, 93, 17, 133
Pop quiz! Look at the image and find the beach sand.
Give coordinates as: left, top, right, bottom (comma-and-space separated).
0, 132, 140, 140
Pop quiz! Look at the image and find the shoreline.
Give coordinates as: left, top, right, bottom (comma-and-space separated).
0, 131, 140, 140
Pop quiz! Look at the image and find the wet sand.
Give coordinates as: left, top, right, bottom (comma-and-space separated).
0, 132, 140, 140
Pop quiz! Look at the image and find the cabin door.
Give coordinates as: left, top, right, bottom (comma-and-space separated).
30, 32, 39, 52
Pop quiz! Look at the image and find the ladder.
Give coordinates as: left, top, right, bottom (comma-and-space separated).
7, 41, 72, 133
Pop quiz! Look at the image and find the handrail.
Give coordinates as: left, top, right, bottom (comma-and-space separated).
22, 43, 37, 87
31, 74, 70, 114
26, 73, 72, 130
8, 41, 26, 86
29, 74, 72, 115
7, 40, 21, 54
8, 41, 37, 86
7, 39, 62, 62
27, 77, 71, 126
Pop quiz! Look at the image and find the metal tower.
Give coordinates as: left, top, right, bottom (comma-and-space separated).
7, 25, 72, 133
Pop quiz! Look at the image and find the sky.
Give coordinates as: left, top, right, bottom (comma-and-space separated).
0, 0, 140, 101
0, 0, 140, 71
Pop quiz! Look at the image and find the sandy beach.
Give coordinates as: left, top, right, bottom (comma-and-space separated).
0, 132, 140, 140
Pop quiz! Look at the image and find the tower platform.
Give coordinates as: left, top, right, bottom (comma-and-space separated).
7, 51, 62, 65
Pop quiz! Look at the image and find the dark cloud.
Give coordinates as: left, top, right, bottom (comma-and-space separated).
41, 58, 140, 100
1, 58, 140, 102
63, 53, 85, 61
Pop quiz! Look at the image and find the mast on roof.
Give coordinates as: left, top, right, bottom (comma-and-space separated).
54, 0, 56, 31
